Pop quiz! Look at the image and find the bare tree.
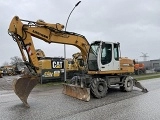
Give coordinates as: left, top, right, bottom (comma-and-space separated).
10, 56, 23, 65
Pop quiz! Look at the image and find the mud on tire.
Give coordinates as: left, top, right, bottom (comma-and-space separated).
90, 78, 108, 98
120, 76, 133, 92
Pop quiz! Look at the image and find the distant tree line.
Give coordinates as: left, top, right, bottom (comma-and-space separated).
2, 56, 23, 66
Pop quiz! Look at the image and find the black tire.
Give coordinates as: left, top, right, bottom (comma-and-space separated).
120, 76, 133, 92
90, 78, 108, 98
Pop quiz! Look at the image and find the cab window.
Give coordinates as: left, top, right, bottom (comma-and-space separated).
114, 44, 119, 61
101, 44, 112, 65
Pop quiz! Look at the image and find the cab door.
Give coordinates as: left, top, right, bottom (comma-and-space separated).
99, 42, 120, 71
112, 43, 120, 70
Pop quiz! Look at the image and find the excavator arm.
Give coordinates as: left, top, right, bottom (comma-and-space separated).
8, 16, 90, 107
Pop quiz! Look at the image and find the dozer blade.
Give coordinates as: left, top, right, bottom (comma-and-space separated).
133, 79, 148, 93
62, 83, 90, 101
13, 75, 39, 107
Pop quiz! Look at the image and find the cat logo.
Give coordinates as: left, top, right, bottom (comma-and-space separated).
52, 61, 63, 68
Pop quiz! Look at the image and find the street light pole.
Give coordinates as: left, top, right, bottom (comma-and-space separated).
64, 1, 81, 82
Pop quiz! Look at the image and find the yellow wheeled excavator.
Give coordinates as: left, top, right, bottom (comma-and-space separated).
8, 16, 148, 107
72, 52, 85, 71
65, 52, 85, 79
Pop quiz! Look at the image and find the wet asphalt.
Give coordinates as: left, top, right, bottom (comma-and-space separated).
0, 76, 160, 120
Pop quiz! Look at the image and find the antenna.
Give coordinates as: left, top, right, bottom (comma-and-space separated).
64, 1, 81, 83
140, 52, 149, 61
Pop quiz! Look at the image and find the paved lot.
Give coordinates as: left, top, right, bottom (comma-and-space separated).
0, 76, 160, 120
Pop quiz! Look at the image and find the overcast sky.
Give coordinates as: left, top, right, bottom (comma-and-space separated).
0, 0, 160, 66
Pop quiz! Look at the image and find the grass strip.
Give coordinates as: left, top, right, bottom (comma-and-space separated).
135, 75, 160, 81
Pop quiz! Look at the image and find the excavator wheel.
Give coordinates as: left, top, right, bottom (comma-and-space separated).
13, 75, 39, 107
120, 76, 133, 92
90, 78, 108, 98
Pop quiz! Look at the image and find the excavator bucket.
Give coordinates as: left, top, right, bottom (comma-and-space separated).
13, 75, 39, 107
62, 83, 90, 101
133, 79, 148, 93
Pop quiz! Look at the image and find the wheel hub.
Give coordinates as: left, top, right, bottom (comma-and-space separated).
98, 84, 104, 92
127, 80, 131, 87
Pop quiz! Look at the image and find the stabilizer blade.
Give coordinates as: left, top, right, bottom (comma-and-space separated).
62, 83, 90, 101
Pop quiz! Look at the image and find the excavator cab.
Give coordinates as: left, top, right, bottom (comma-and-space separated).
88, 41, 120, 71
64, 41, 148, 100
